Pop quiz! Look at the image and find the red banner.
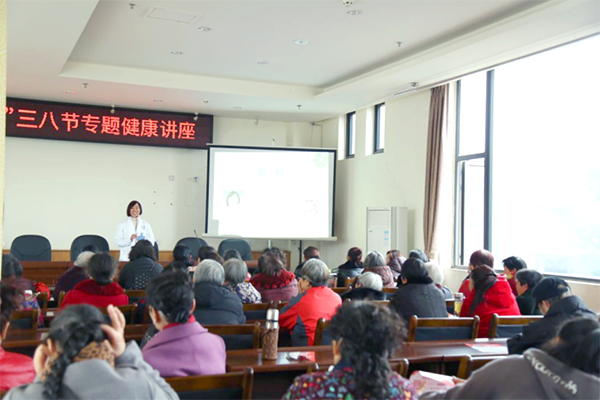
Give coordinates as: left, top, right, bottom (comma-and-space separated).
6, 98, 212, 149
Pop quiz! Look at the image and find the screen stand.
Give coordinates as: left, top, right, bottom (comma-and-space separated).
298, 240, 303, 267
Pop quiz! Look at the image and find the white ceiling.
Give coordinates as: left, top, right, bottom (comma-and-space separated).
7, 0, 600, 122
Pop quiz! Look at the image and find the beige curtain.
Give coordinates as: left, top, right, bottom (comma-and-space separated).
423, 84, 450, 263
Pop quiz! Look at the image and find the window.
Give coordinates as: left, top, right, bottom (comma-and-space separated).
455, 35, 600, 279
346, 112, 356, 158
374, 103, 385, 153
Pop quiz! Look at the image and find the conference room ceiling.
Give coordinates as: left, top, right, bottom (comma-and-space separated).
7, 0, 600, 123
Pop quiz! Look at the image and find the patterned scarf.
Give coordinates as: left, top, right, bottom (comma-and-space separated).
40, 341, 115, 381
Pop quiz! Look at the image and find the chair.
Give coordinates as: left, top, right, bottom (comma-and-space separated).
10, 235, 51, 261
205, 322, 261, 350
166, 368, 254, 400
343, 277, 356, 287
407, 316, 480, 342
331, 287, 349, 295
70, 235, 109, 261
307, 359, 409, 378
445, 299, 455, 315
218, 239, 253, 261
314, 318, 333, 346
243, 302, 275, 321
124, 290, 146, 304
37, 293, 49, 317
57, 291, 66, 308
456, 355, 505, 379
10, 309, 40, 330
176, 237, 209, 260
382, 287, 397, 295
98, 304, 138, 325
153, 242, 160, 259
487, 314, 543, 339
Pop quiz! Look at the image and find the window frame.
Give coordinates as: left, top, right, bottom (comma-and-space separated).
373, 103, 385, 154
346, 111, 356, 159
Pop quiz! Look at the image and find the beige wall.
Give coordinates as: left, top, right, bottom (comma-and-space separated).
0, 0, 6, 277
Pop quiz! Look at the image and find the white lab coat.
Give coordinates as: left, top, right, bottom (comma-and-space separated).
115, 217, 156, 261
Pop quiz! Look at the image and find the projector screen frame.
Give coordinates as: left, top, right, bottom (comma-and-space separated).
204, 144, 337, 240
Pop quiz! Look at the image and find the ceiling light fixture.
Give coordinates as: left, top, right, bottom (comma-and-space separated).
347, 10, 362, 15
393, 82, 420, 97
64, 91, 76, 95
198, 26, 211, 32
294, 39, 309, 45
170, 51, 184, 55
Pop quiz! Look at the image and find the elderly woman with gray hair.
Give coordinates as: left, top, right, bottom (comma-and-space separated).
424, 262, 453, 300
223, 259, 261, 304
280, 259, 342, 346
192, 260, 246, 325
341, 272, 387, 301
363, 251, 396, 288
54, 251, 94, 299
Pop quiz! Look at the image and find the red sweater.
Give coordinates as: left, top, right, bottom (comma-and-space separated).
0, 348, 36, 391
59, 279, 129, 310
460, 275, 521, 338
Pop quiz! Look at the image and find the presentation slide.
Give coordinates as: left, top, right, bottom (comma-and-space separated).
205, 146, 336, 239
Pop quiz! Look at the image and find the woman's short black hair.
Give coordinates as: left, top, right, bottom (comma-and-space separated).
503, 256, 527, 272
126, 200, 142, 217
129, 240, 157, 261
2, 254, 23, 279
263, 247, 287, 265
544, 318, 600, 375
223, 249, 242, 261
82, 244, 100, 253
258, 252, 284, 276
1, 283, 22, 332
401, 258, 432, 284
147, 271, 194, 324
408, 249, 429, 263
163, 260, 190, 274
88, 253, 117, 286
515, 269, 543, 290
173, 245, 194, 267
329, 301, 407, 399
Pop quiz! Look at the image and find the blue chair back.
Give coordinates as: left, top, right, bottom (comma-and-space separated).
218, 239, 252, 261
11, 235, 51, 261
70, 235, 109, 260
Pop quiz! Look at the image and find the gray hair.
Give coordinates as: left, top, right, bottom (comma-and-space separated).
74, 251, 94, 268
223, 258, 248, 285
194, 259, 225, 285
300, 259, 330, 287
364, 251, 386, 268
424, 262, 444, 285
357, 272, 383, 291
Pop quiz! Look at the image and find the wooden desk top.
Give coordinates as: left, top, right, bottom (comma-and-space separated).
225, 339, 508, 373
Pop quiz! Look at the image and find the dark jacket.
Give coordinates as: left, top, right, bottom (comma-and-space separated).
516, 289, 542, 316
390, 282, 448, 321
193, 281, 246, 325
119, 257, 163, 290
335, 261, 363, 287
54, 266, 88, 298
507, 295, 596, 355
340, 287, 386, 301
387, 256, 405, 279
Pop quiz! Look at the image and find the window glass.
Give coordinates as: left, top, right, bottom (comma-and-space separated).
458, 71, 487, 156
346, 112, 356, 158
375, 104, 385, 152
458, 158, 485, 265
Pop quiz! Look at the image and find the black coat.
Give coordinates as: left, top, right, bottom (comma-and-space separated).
340, 287, 386, 301
118, 257, 163, 290
508, 295, 596, 355
336, 261, 364, 287
193, 281, 246, 325
390, 282, 448, 321
516, 289, 541, 316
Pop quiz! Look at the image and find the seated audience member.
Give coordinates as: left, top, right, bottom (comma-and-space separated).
503, 256, 527, 296
54, 251, 93, 299
336, 247, 364, 287
250, 253, 298, 302
172, 244, 195, 268
408, 249, 429, 263
2, 255, 42, 321
223, 258, 261, 304
458, 249, 494, 297
193, 260, 245, 325
363, 251, 395, 288
119, 240, 163, 290
4, 304, 177, 400
386, 250, 406, 279
188, 246, 224, 273
81, 244, 100, 253
514, 269, 544, 315
508, 277, 596, 354
460, 265, 520, 338
142, 271, 226, 377
424, 262, 453, 299
280, 259, 342, 346
59, 253, 129, 309
0, 284, 36, 391
294, 246, 320, 274
283, 301, 417, 400
223, 249, 242, 261
340, 272, 386, 301
263, 247, 287, 265
390, 259, 448, 321
420, 318, 600, 400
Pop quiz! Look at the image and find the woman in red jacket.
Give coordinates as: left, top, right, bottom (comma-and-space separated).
460, 265, 520, 337
0, 283, 36, 391
60, 253, 128, 309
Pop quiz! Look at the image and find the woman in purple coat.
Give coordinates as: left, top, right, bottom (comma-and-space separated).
142, 270, 226, 377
